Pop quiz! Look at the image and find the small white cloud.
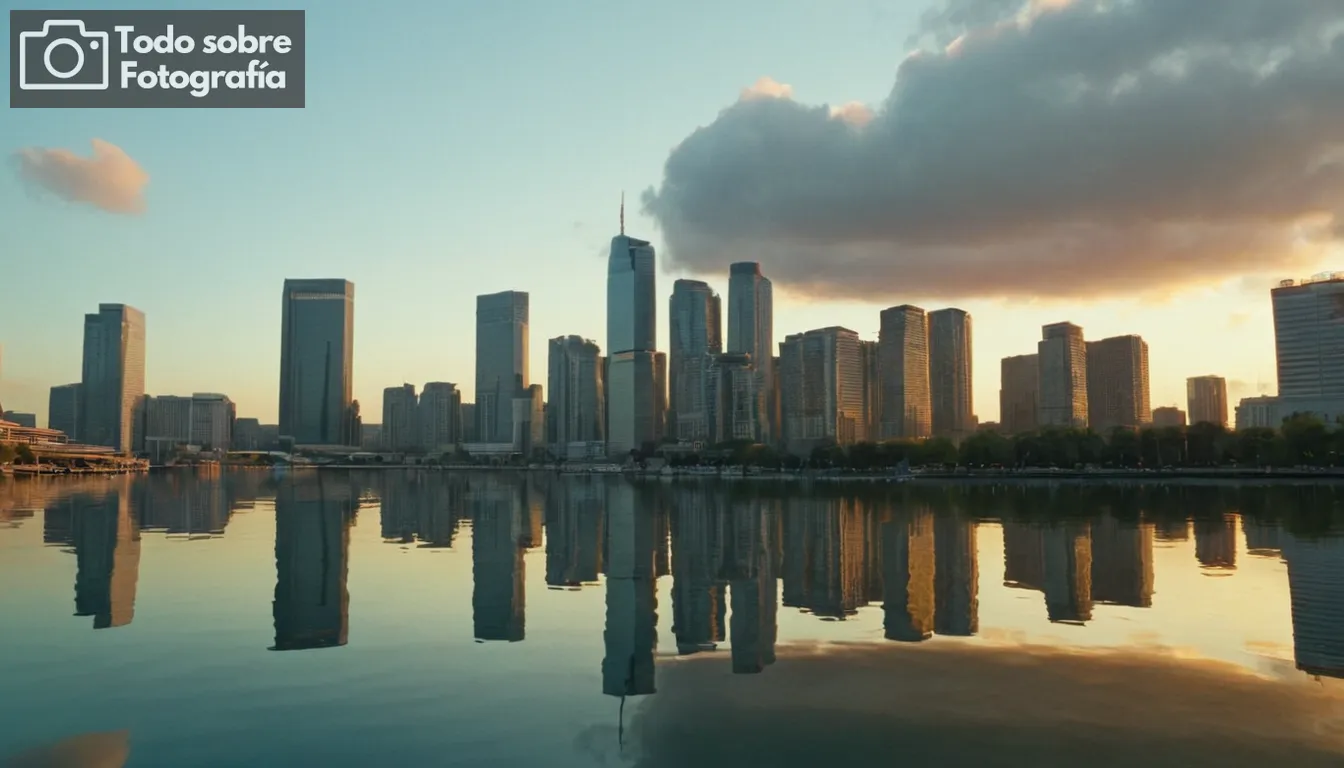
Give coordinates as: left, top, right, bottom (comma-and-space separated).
14, 138, 148, 215
828, 101, 875, 126
740, 76, 794, 102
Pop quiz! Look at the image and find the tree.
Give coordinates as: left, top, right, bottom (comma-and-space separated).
958, 431, 1013, 467
0, 443, 16, 464
15, 444, 35, 464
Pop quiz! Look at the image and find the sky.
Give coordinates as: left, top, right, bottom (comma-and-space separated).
3, 0, 1341, 427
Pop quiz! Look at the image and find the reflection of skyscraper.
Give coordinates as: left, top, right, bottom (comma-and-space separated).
472, 479, 526, 642
1243, 517, 1283, 559
272, 479, 354, 650
1194, 514, 1238, 572
1043, 522, 1092, 624
1154, 518, 1191, 542
790, 498, 869, 619
670, 491, 726, 654
1090, 517, 1154, 608
64, 485, 140, 629
545, 480, 604, 587
934, 512, 978, 636
1002, 521, 1045, 591
602, 482, 658, 697
883, 506, 935, 642
1283, 534, 1344, 678
728, 499, 779, 674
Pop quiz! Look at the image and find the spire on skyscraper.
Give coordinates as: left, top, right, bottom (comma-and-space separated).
620, 191, 625, 235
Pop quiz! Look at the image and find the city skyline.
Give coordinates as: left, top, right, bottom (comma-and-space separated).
3, 0, 1320, 428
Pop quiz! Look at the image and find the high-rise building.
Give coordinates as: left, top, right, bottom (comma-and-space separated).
141, 393, 234, 454
1187, 375, 1229, 427
278, 280, 354, 446
1273, 275, 1344, 398
233, 418, 263, 450
381, 383, 419, 451
999, 354, 1039, 434
512, 382, 544, 456
859, 340, 881, 440
80, 304, 146, 453
779, 326, 866, 451
928, 308, 974, 438
1085, 335, 1150, 431
419, 382, 462, 452
189, 393, 235, 450
546, 336, 604, 449
1037, 322, 1088, 428
727, 262, 774, 441
606, 213, 659, 457
475, 291, 529, 444
707, 353, 762, 444
460, 403, 477, 443
48, 383, 81, 438
878, 305, 931, 439
668, 280, 722, 442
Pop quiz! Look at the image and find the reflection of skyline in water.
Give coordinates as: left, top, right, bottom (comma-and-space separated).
13, 475, 1344, 687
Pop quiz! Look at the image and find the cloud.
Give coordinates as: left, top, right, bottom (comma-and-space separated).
14, 139, 148, 215
644, 0, 1344, 301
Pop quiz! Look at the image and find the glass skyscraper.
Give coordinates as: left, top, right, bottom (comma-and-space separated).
727, 262, 774, 442
475, 291, 530, 444
278, 279, 355, 446
606, 230, 658, 457
80, 304, 145, 454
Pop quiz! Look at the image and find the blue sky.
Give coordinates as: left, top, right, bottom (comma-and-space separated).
0, 0, 1289, 425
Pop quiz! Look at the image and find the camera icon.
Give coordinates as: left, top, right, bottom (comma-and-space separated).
18, 19, 110, 91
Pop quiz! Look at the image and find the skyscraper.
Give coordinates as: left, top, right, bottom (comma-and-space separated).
707, 353, 762, 444
668, 279, 722, 442
381, 383, 419, 451
928, 308, 974, 438
1085, 335, 1150, 431
49, 383, 81, 439
727, 262, 774, 441
859, 340, 881, 440
778, 326, 866, 450
278, 279, 355, 446
1187, 375, 1229, 427
80, 304, 146, 453
606, 209, 659, 457
1272, 275, 1344, 398
999, 354, 1039, 434
475, 291, 529, 443
419, 382, 462, 452
1037, 322, 1088, 428
546, 336, 604, 449
878, 305, 932, 439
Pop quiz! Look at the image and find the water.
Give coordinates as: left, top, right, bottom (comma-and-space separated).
3, 471, 1344, 767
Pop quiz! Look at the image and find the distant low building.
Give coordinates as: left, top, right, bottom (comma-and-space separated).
1, 411, 36, 428
1152, 406, 1186, 428
1235, 395, 1344, 431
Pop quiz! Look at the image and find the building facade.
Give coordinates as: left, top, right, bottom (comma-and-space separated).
707, 353, 762, 444
278, 279, 355, 446
1152, 406, 1187, 428
727, 263, 775, 442
1037, 322, 1088, 428
475, 291, 530, 444
48, 383, 81, 439
419, 382, 462, 452
80, 304, 146, 453
859, 340, 881, 440
779, 326, 866, 452
381, 383, 419, 451
1085, 335, 1150, 431
189, 393, 235, 450
1273, 275, 1344, 398
512, 383, 545, 457
999, 354, 1039, 434
1187, 375, 1229, 427
878, 305, 932, 439
546, 336, 604, 448
928, 308, 974, 439
606, 230, 659, 457
668, 279, 722, 442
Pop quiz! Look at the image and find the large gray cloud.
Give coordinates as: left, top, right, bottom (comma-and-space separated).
643, 0, 1344, 300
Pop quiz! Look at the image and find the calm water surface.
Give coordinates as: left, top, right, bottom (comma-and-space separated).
3, 471, 1344, 767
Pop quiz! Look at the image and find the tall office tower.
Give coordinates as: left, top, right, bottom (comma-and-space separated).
1085, 335, 1150, 431
928, 308, 974, 438
419, 382, 462, 452
511, 383, 545, 456
546, 336, 604, 449
858, 340, 881, 439
460, 403, 477, 443
272, 478, 354, 650
606, 210, 659, 457
727, 262, 775, 441
878, 305, 932, 439
190, 393, 235, 450
999, 354, 1039, 434
49, 383, 82, 438
1273, 275, 1344, 397
475, 291, 530, 443
381, 383, 419, 450
1037, 322, 1088, 428
669, 279, 722, 443
653, 351, 667, 444
1187, 375, 1229, 427
778, 326, 866, 450
278, 279, 354, 446
707, 353, 763, 444
80, 304, 146, 453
